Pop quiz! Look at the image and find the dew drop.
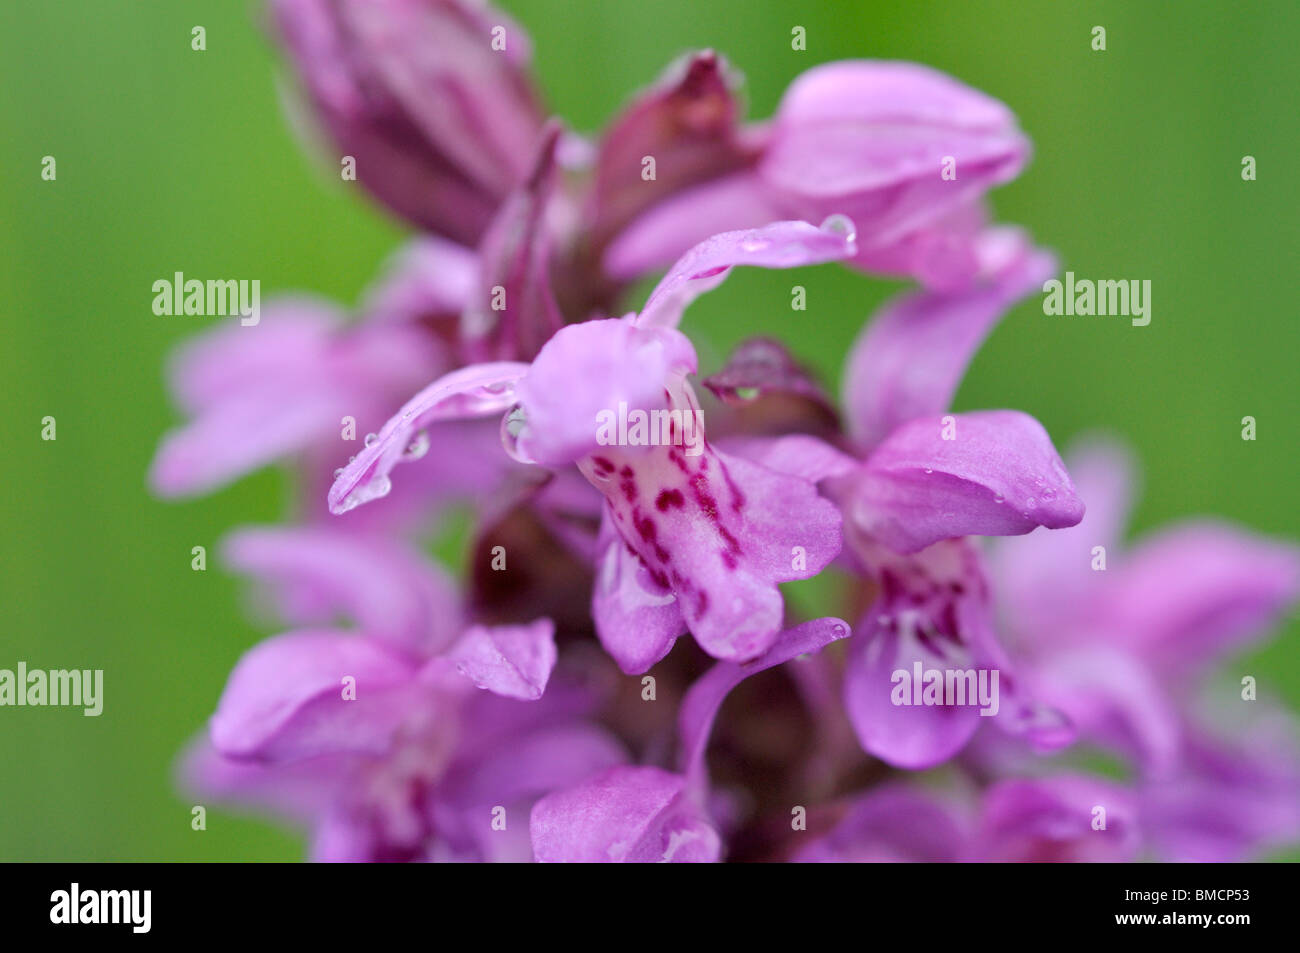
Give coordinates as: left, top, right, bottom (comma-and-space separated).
819, 213, 857, 243
363, 432, 377, 447
402, 429, 430, 461
336, 475, 393, 514
500, 404, 537, 465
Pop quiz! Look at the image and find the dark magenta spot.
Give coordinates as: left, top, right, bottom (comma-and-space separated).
655, 489, 685, 511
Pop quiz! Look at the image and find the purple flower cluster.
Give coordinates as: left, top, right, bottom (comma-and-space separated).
155, 0, 1300, 862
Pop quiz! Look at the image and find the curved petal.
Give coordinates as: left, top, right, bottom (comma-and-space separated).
585, 423, 843, 662
1141, 709, 1300, 862
443, 618, 557, 701
1029, 645, 1181, 776
794, 784, 968, 862
677, 617, 851, 781
987, 435, 1137, 642
222, 526, 462, 656
590, 51, 757, 251
845, 410, 1084, 554
529, 765, 721, 863
178, 735, 350, 828
209, 630, 420, 762
635, 219, 858, 329
153, 302, 441, 498
590, 508, 687, 674
844, 608, 983, 770
152, 379, 351, 497
165, 298, 343, 414
843, 229, 1057, 449
327, 361, 528, 514
972, 776, 1139, 862
360, 236, 478, 325
602, 171, 782, 281
761, 61, 1028, 261
512, 318, 697, 466
765, 60, 1024, 193
1100, 521, 1300, 672
461, 125, 566, 362
441, 722, 627, 811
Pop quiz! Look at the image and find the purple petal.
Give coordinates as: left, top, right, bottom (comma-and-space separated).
512, 318, 697, 466
530, 765, 721, 863
461, 124, 566, 362
678, 617, 851, 780
209, 630, 421, 762
590, 51, 757, 252
987, 436, 1137, 642
444, 618, 558, 700
1099, 521, 1300, 672
584, 421, 843, 662
271, 0, 543, 242
178, 735, 349, 828
1141, 709, 1300, 862
973, 776, 1139, 862
590, 508, 687, 674
152, 301, 440, 497
335, 0, 543, 196
359, 236, 477, 326
794, 784, 968, 862
1027, 645, 1181, 776
441, 722, 627, 811
635, 219, 858, 329
845, 410, 1084, 554
843, 607, 983, 770
327, 361, 528, 515
719, 433, 858, 484
602, 171, 782, 281
843, 229, 1057, 449
222, 526, 463, 657
760, 61, 1028, 269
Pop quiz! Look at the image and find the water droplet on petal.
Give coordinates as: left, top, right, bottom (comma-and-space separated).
336, 475, 393, 514
819, 213, 857, 243
402, 429, 430, 461
363, 432, 377, 447
500, 404, 536, 464
993, 495, 1005, 504
923, 467, 933, 475
332, 467, 343, 478
1025, 498, 1037, 510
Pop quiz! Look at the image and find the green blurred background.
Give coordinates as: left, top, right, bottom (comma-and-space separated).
1, 0, 1296, 860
